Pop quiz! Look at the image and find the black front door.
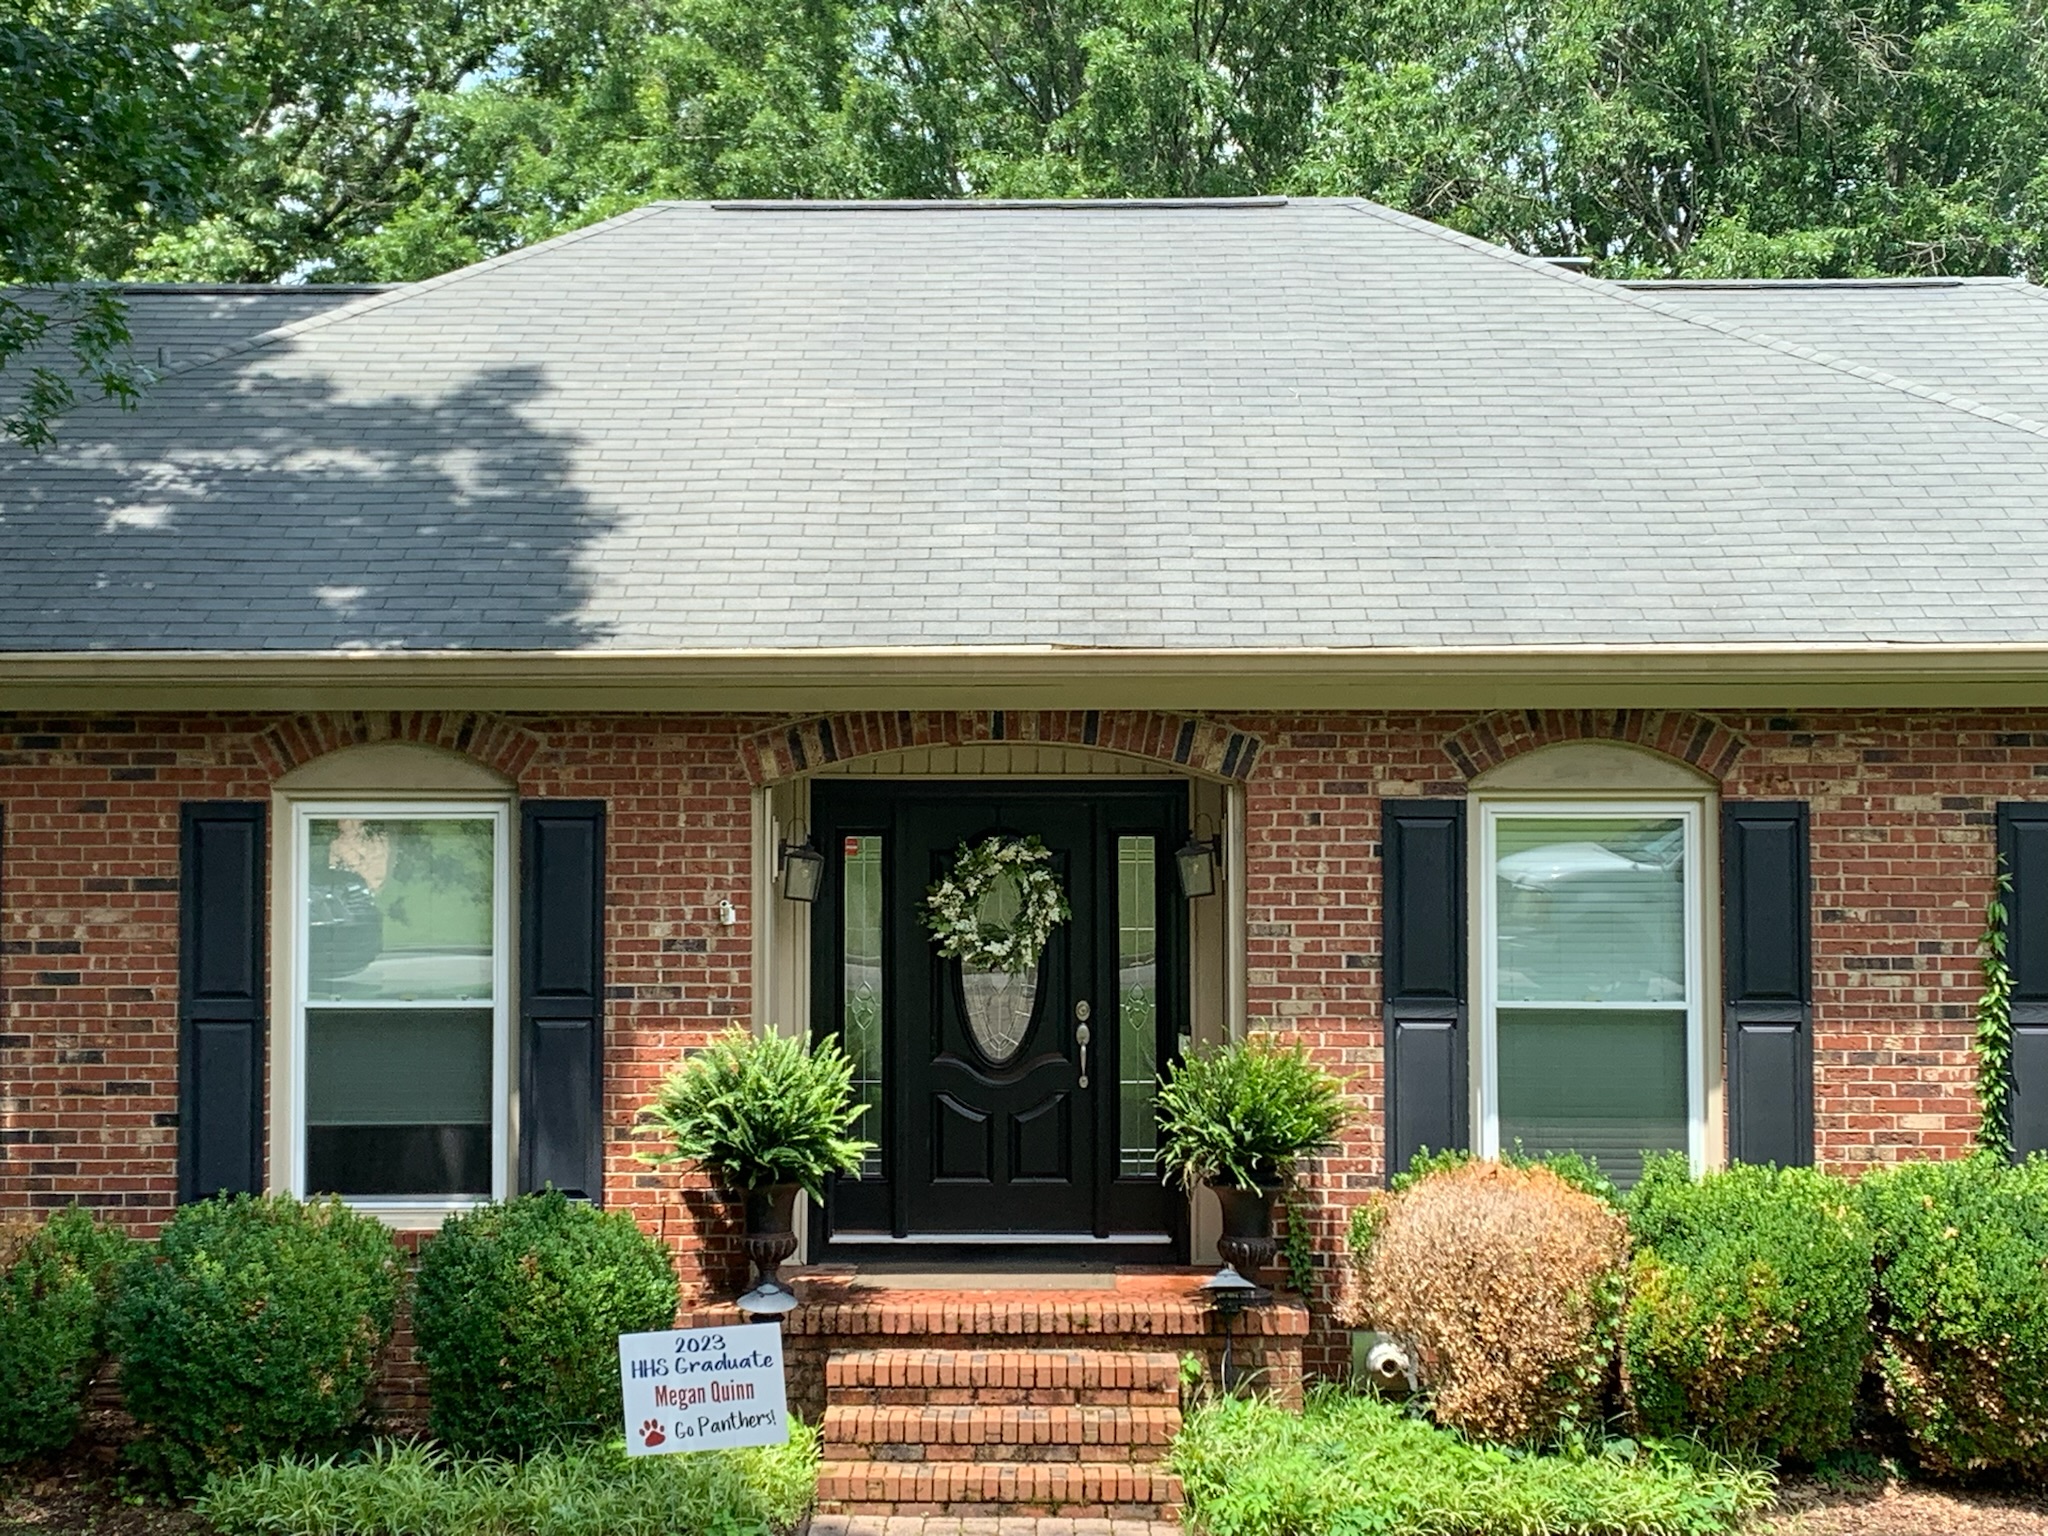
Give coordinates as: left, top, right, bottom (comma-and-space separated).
809, 780, 1189, 1262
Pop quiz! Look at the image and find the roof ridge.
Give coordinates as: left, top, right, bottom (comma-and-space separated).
1334, 199, 2048, 444
152, 202, 675, 382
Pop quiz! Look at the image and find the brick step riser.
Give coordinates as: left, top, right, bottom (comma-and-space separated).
828, 1445, 1172, 1466
826, 1408, 1177, 1444
832, 1385, 1178, 1408
816, 1462, 1183, 1519
825, 1350, 1182, 1392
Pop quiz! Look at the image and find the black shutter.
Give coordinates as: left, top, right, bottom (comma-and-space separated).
1382, 800, 1468, 1179
1722, 802, 1813, 1167
1995, 804, 2048, 1159
178, 803, 266, 1201
519, 801, 605, 1201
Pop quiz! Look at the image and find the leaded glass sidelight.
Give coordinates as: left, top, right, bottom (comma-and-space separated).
1118, 835, 1161, 1177
1489, 813, 1693, 1185
842, 835, 885, 1178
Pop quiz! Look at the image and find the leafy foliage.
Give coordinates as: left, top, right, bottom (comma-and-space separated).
1391, 1144, 1622, 1206
0, 1208, 131, 1464
0, 0, 235, 444
1856, 1154, 2048, 1478
1622, 1156, 1874, 1463
110, 1195, 404, 1493
1343, 1159, 1629, 1446
412, 1190, 679, 1457
1173, 1387, 1774, 1536
1295, 0, 2048, 278
198, 1426, 819, 1536
636, 1025, 873, 1199
1977, 870, 2016, 1159
1155, 1032, 1349, 1191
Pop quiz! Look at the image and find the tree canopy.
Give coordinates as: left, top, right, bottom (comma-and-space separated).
10, 0, 2048, 294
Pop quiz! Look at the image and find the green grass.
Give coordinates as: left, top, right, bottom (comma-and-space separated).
195, 1425, 817, 1536
1173, 1389, 1774, 1536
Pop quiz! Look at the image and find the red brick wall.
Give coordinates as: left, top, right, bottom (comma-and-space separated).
0, 707, 2030, 1371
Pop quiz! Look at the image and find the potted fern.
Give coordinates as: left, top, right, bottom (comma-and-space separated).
1156, 1032, 1349, 1279
636, 1026, 874, 1292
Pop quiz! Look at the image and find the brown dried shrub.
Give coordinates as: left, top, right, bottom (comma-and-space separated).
1341, 1159, 1629, 1445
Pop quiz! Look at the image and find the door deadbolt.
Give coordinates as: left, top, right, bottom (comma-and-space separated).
1075, 1000, 1092, 1021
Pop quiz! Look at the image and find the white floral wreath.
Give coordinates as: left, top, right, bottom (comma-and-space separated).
923, 835, 1071, 974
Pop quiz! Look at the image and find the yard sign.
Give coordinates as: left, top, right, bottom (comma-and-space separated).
618, 1322, 789, 1455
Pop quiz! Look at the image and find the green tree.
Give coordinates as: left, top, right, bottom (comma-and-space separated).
0, 0, 233, 445
1294, 0, 2048, 275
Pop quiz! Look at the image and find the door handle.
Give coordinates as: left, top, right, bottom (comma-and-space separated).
1074, 999, 1092, 1088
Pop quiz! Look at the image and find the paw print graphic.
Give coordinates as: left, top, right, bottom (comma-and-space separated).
639, 1418, 666, 1449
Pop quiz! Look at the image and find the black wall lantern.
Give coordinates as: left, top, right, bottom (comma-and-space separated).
779, 833, 825, 903
1175, 815, 1222, 899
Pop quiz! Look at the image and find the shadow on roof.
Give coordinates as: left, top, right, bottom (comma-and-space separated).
0, 345, 613, 651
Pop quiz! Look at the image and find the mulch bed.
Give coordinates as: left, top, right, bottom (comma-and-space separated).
1755, 1476, 2048, 1536
0, 1470, 208, 1536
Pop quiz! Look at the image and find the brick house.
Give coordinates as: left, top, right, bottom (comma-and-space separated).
5, 198, 2048, 1516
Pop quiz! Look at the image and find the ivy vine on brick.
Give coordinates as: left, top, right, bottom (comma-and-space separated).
1977, 868, 2015, 1160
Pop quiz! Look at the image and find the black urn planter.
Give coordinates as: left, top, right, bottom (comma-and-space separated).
1210, 1180, 1283, 1279
740, 1182, 801, 1291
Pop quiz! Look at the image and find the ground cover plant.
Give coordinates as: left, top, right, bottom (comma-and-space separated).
1173, 1388, 1773, 1536
412, 1190, 679, 1457
1856, 1154, 2048, 1479
1622, 1156, 1873, 1462
196, 1427, 818, 1536
0, 1207, 130, 1464
1344, 1158, 1628, 1446
111, 1196, 403, 1494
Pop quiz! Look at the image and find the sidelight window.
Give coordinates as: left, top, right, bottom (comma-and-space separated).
841, 834, 885, 1179
1478, 803, 1706, 1184
1117, 835, 1161, 1178
294, 804, 508, 1204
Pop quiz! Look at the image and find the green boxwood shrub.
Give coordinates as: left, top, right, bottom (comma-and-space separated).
1857, 1154, 2048, 1478
1621, 1156, 1873, 1462
111, 1195, 404, 1493
413, 1191, 679, 1457
0, 1208, 130, 1465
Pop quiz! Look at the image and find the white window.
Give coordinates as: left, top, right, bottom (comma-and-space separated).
291, 802, 510, 1209
1477, 801, 1707, 1182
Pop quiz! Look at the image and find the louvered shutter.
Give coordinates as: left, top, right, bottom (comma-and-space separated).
1722, 802, 1813, 1167
1382, 801, 1468, 1179
519, 801, 606, 1201
1995, 804, 2048, 1159
178, 803, 266, 1200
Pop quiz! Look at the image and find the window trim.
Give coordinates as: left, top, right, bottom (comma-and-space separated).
1474, 797, 1710, 1175
284, 797, 513, 1220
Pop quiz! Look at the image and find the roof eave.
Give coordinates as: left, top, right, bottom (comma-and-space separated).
7, 644, 2048, 712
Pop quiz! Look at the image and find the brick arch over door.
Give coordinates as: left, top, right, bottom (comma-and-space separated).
250, 711, 544, 782
1442, 708, 1747, 782
741, 710, 1264, 785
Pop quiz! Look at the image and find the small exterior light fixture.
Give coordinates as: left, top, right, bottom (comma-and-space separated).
1200, 1263, 1269, 1393
736, 1277, 800, 1319
1175, 828, 1220, 899
779, 836, 825, 903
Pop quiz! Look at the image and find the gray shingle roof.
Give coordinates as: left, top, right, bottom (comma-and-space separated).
4, 198, 2048, 655
1623, 277, 2048, 427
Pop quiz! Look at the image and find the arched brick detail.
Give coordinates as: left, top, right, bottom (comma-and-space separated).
250, 711, 543, 782
1442, 709, 1746, 782
741, 710, 1263, 786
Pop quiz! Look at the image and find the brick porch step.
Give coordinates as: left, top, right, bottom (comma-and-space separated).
815, 1459, 1185, 1518
826, 1347, 1180, 1406
814, 1345, 1186, 1519
825, 1403, 1178, 1460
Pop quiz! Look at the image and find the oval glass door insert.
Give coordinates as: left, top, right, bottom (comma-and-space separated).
959, 869, 1042, 1063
